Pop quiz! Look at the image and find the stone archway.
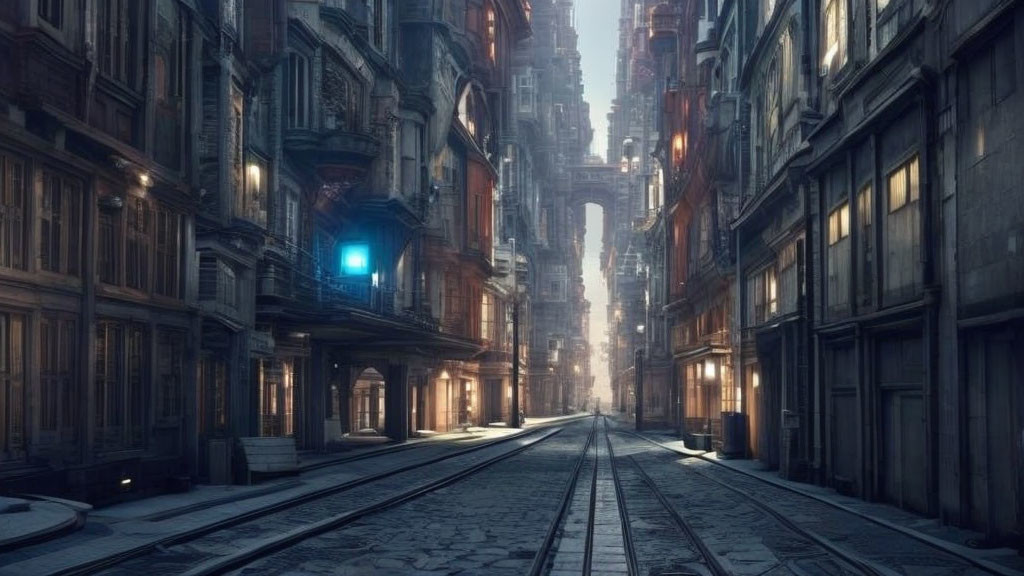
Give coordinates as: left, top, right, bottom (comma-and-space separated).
568, 164, 621, 265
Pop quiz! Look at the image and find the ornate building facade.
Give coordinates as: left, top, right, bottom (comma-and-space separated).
645, 0, 1024, 546
0, 0, 590, 503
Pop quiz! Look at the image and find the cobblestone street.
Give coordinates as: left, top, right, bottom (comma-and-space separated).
4, 415, 1023, 575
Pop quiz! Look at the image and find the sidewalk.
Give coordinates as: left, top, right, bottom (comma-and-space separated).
0, 496, 89, 551
619, 419, 1024, 576
0, 412, 589, 575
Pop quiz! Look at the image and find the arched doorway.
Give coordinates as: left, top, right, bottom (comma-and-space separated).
350, 368, 386, 435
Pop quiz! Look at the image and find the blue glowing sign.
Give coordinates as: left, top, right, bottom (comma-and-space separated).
339, 243, 371, 276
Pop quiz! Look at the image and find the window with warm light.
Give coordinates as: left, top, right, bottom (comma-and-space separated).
828, 201, 851, 313
481, 292, 494, 343
672, 132, 686, 168
828, 202, 850, 246
240, 159, 267, 226
822, 0, 847, 72
884, 155, 922, 299
764, 266, 778, 318
486, 8, 497, 63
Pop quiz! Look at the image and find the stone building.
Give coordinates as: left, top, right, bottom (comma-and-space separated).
0, 0, 563, 501
647, 0, 1024, 546
732, 0, 815, 478
605, 0, 667, 424
519, 0, 596, 418
0, 0, 199, 501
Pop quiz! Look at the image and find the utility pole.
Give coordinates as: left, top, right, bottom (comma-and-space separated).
510, 238, 520, 428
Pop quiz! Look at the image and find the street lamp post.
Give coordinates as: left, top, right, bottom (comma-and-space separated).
635, 323, 645, 430
510, 238, 520, 428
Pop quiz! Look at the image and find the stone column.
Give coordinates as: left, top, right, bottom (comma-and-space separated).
304, 342, 325, 452
336, 366, 353, 436
385, 363, 410, 441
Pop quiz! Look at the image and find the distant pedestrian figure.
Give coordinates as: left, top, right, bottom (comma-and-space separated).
519, 410, 526, 426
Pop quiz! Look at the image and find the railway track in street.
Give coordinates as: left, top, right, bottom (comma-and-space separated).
222, 416, 600, 576
14, 414, 1011, 576
527, 415, 598, 576
50, 418, 586, 576
609, 425, 1010, 576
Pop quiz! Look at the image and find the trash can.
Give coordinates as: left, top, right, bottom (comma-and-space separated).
688, 433, 712, 451
720, 411, 748, 458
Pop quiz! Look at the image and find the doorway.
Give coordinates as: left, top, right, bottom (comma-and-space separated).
352, 368, 386, 434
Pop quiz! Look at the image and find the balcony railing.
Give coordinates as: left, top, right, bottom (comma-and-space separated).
256, 238, 439, 332
672, 326, 729, 353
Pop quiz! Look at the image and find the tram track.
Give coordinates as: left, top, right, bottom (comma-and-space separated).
222, 416, 600, 576
53, 418, 587, 576
610, 425, 1005, 576
607, 428, 867, 575
527, 415, 598, 576
178, 426, 565, 576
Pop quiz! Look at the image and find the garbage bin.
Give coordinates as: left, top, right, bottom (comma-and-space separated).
720, 411, 748, 458
688, 433, 712, 451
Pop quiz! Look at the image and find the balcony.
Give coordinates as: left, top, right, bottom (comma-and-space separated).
672, 325, 729, 354
256, 250, 439, 333
283, 128, 380, 179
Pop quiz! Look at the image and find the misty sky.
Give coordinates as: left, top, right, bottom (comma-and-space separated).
577, 1, 619, 407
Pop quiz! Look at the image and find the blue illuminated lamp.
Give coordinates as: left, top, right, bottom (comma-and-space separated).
339, 243, 371, 276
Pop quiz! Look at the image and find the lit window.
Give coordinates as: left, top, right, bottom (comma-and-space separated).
888, 155, 919, 213
672, 132, 686, 168
828, 202, 850, 245
823, 0, 847, 70
487, 8, 497, 63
